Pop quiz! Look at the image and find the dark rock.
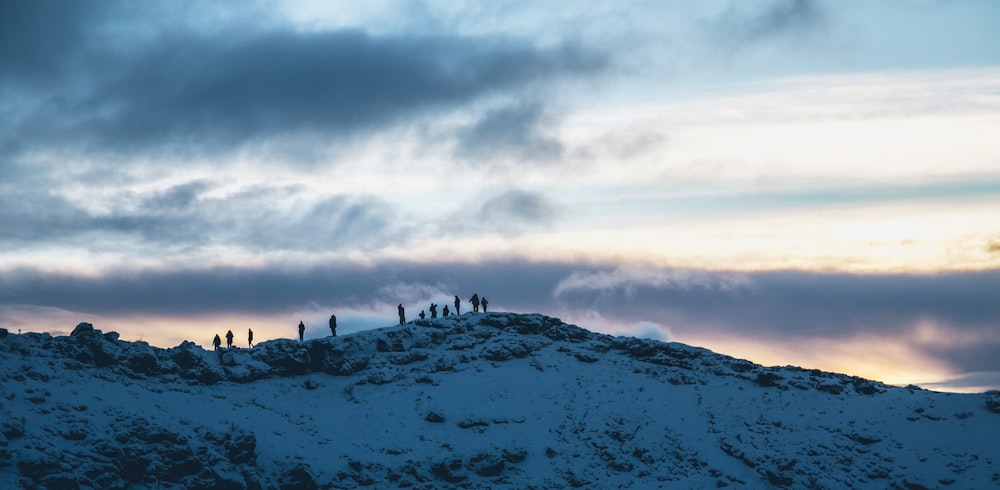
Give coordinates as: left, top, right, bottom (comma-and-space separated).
169, 341, 224, 384
852, 378, 883, 395
425, 411, 446, 423
307, 338, 371, 376
503, 447, 528, 464
479, 316, 507, 329
985, 392, 1000, 414
17, 454, 61, 480
847, 433, 881, 445
279, 464, 318, 490
763, 469, 793, 487
226, 431, 258, 465
375, 328, 428, 353
390, 350, 429, 365
816, 383, 844, 395
118, 453, 153, 483
2, 418, 25, 439
71, 322, 95, 336
0, 328, 7, 339
431, 461, 466, 484
470, 455, 505, 477
481, 340, 535, 361
543, 323, 591, 343
457, 418, 489, 429
256, 340, 310, 376
754, 372, 782, 388
126, 347, 160, 374
39, 472, 81, 490
104, 331, 120, 342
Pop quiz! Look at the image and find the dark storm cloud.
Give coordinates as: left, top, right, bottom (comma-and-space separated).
0, 0, 107, 84
0, 1, 605, 158
454, 102, 564, 163
0, 260, 576, 317
553, 267, 1000, 374
4, 261, 998, 375
0, 180, 399, 252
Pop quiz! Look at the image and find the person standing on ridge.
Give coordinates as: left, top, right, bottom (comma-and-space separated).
213, 334, 222, 351
419, 310, 425, 320
430, 303, 437, 318
225, 329, 234, 349
470, 293, 480, 313
248, 328, 254, 348
398, 304, 406, 324
298, 321, 305, 342
481, 297, 488, 312
454, 295, 460, 315
329, 314, 337, 337
443, 305, 450, 316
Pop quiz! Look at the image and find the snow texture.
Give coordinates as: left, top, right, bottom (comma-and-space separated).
1, 313, 998, 489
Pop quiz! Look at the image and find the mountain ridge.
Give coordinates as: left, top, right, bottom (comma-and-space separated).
2, 312, 999, 488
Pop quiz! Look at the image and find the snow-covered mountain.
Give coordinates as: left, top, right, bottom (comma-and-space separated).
2, 313, 998, 489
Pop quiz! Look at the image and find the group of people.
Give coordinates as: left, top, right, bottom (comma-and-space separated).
297, 314, 338, 341
413, 293, 489, 322
212, 328, 253, 350
211, 293, 489, 349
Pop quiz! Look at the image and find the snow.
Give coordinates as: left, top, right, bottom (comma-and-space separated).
1, 313, 998, 488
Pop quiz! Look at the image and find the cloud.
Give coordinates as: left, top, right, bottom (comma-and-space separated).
710, 0, 828, 52
988, 239, 1000, 254
475, 190, 558, 232
454, 102, 564, 164
919, 371, 1000, 393
0, 0, 108, 84
3, 260, 998, 381
1, 2, 605, 161
553, 267, 756, 298
0, 180, 401, 255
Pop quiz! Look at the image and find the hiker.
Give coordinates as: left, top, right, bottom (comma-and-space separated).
429, 303, 438, 318
213, 334, 222, 351
298, 321, 305, 342
419, 310, 426, 320
248, 328, 254, 348
470, 293, 480, 313
481, 296, 488, 312
454, 295, 460, 315
225, 330, 234, 348
329, 314, 337, 337
398, 304, 405, 324
443, 305, 450, 317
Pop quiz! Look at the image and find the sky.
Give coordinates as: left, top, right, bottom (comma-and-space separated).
1, 0, 999, 393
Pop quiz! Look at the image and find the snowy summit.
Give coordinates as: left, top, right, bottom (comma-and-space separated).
2, 313, 999, 489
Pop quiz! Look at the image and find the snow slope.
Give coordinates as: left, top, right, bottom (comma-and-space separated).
1, 313, 998, 489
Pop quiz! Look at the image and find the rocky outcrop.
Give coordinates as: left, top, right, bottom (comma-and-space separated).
2, 313, 996, 489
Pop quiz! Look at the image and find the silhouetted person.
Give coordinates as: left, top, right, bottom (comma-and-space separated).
248, 328, 254, 348
443, 305, 450, 317
298, 321, 305, 342
329, 314, 337, 337
430, 303, 438, 318
470, 293, 480, 312
419, 310, 425, 320
481, 297, 488, 312
225, 330, 234, 348
213, 334, 222, 351
454, 295, 460, 315
398, 304, 405, 324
